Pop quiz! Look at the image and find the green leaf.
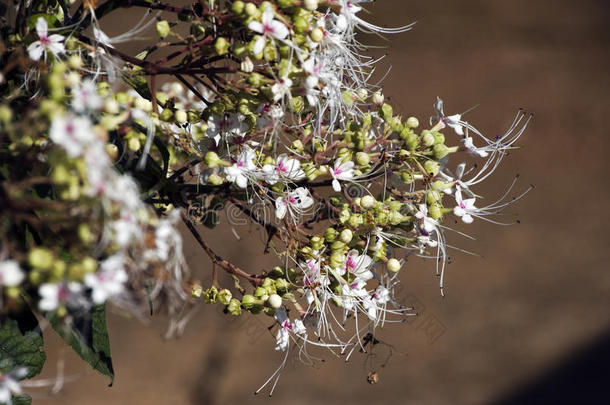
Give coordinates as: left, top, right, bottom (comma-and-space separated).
12, 394, 32, 405
49, 305, 114, 384
0, 319, 46, 379
121, 70, 152, 100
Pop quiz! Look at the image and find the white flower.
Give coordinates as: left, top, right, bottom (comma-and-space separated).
0, 367, 27, 405
275, 187, 314, 220
27, 18, 65, 61
85, 254, 128, 304
72, 79, 102, 112
302, 56, 322, 105
224, 148, 257, 188
415, 204, 438, 234
432, 97, 464, 135
0, 260, 25, 287
271, 77, 293, 102
38, 282, 83, 312
463, 135, 489, 157
262, 154, 305, 184
248, 8, 289, 55
453, 187, 477, 224
330, 160, 355, 192
206, 113, 247, 145
342, 250, 374, 281
50, 114, 95, 158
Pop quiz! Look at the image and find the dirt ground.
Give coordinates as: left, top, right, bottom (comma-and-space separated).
35, 1, 610, 404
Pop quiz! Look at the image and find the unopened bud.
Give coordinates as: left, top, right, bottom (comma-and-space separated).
339, 229, 353, 243
240, 56, 254, 72
156, 20, 171, 39
360, 195, 375, 209
268, 294, 282, 309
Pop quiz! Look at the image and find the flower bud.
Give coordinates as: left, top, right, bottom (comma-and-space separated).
268, 294, 282, 309
325, 227, 338, 242
422, 131, 435, 147
355, 151, 370, 166
244, 2, 258, 16
68, 55, 82, 70
232, 0, 245, 14
360, 195, 375, 209
191, 284, 203, 298
254, 286, 268, 299
310, 27, 324, 42
381, 103, 393, 121
240, 56, 254, 72
424, 160, 440, 176
156, 20, 171, 39
204, 286, 218, 303
218, 289, 232, 305
303, 0, 319, 11
104, 98, 119, 114
214, 37, 230, 56
227, 298, 242, 316
204, 151, 221, 167
0, 105, 12, 124
406, 116, 419, 129
329, 252, 345, 269
387, 258, 401, 273
429, 203, 442, 220
371, 91, 384, 105
28, 248, 54, 270
331, 240, 346, 251
311, 235, 324, 250
241, 294, 257, 310
339, 229, 353, 243
293, 17, 309, 34
275, 278, 289, 292
175, 109, 188, 124
348, 213, 364, 227
128, 137, 141, 152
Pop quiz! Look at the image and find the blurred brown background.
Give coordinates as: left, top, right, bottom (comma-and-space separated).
37, 0, 610, 404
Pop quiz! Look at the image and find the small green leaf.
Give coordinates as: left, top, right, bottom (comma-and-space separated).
0, 319, 46, 379
12, 394, 32, 405
122, 71, 152, 100
48, 305, 114, 384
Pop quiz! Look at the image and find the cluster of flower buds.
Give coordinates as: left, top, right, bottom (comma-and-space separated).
0, 0, 530, 399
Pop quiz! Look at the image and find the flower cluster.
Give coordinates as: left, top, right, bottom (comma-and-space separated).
0, 0, 530, 401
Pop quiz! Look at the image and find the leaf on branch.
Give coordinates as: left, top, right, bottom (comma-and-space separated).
0, 317, 46, 380
48, 305, 114, 384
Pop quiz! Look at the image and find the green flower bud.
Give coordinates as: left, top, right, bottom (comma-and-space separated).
371, 91, 384, 105
0, 105, 12, 124
433, 131, 445, 145
244, 2, 258, 16
78, 224, 95, 244
240, 56, 254, 73
204, 286, 218, 303
426, 190, 442, 205
227, 298, 242, 316
424, 160, 440, 176
215, 37, 230, 56
434, 144, 458, 160
191, 284, 203, 298
218, 289, 232, 305
81, 257, 98, 274
28, 248, 54, 270
207, 173, 224, 185
156, 20, 171, 38
381, 103, 393, 121
254, 286, 268, 299
241, 294, 257, 310
331, 240, 346, 251
205, 151, 223, 167
329, 252, 345, 269
50, 260, 66, 279
248, 72, 263, 87
67, 55, 82, 70
293, 16, 309, 34
428, 203, 443, 220
355, 151, 370, 166
389, 211, 407, 225
339, 208, 351, 224
232, 0, 245, 14
128, 137, 141, 152
275, 278, 289, 292
290, 96, 304, 113
348, 213, 364, 228
325, 227, 338, 242
387, 258, 401, 273
311, 235, 325, 251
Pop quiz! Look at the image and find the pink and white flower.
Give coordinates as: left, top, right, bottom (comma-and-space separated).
224, 148, 257, 189
27, 18, 65, 61
330, 160, 355, 192
275, 187, 314, 220
85, 254, 128, 304
50, 114, 96, 158
248, 8, 290, 55
453, 187, 477, 224
262, 154, 306, 184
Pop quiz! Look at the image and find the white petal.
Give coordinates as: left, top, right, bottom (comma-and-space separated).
253, 35, 266, 55
275, 198, 287, 219
248, 20, 264, 34
462, 214, 474, 224
27, 43, 44, 61
332, 178, 341, 192
270, 20, 289, 39
36, 17, 48, 37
